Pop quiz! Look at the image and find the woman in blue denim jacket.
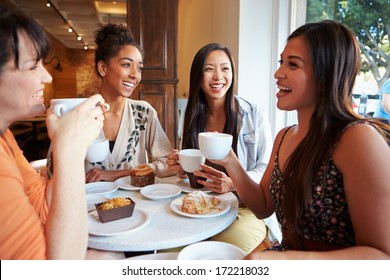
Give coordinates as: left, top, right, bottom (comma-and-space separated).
167, 43, 281, 254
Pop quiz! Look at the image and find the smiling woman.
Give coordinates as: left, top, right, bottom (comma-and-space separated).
0, 3, 108, 259
46, 23, 174, 187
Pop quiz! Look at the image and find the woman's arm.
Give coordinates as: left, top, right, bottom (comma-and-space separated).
247, 124, 390, 259
382, 93, 390, 115
207, 129, 286, 219
45, 95, 107, 259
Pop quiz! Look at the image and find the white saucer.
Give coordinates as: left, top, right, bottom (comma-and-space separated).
88, 208, 151, 236
140, 183, 182, 200
85, 182, 118, 195
175, 178, 212, 193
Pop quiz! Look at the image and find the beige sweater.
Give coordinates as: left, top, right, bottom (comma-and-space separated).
47, 99, 173, 178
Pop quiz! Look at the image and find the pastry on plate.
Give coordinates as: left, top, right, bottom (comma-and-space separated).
95, 197, 135, 223
181, 191, 221, 214
129, 164, 155, 187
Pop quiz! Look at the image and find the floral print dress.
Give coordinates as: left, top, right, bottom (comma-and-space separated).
269, 124, 359, 250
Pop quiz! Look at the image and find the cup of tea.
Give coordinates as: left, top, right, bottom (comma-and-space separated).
178, 149, 206, 189
178, 149, 205, 173
86, 138, 109, 163
50, 98, 87, 117
198, 132, 233, 160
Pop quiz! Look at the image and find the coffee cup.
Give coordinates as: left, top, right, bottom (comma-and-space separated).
187, 172, 207, 189
178, 149, 206, 189
50, 98, 87, 117
178, 149, 205, 173
198, 132, 233, 160
86, 138, 109, 163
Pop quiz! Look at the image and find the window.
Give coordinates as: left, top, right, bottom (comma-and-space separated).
306, 0, 390, 115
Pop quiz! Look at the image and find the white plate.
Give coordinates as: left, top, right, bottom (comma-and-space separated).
88, 208, 151, 236
86, 194, 108, 211
85, 182, 118, 195
175, 178, 212, 193
115, 176, 161, 191
170, 196, 230, 218
140, 184, 182, 200
177, 241, 245, 260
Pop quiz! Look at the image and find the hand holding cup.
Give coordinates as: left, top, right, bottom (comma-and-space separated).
178, 149, 206, 189
198, 132, 233, 160
46, 95, 109, 159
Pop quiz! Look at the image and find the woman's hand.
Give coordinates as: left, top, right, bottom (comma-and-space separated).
206, 148, 236, 167
86, 168, 117, 183
167, 149, 186, 178
194, 164, 235, 193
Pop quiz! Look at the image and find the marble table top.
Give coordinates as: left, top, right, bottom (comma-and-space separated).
87, 176, 238, 252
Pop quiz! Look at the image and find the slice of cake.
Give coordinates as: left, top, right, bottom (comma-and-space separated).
95, 197, 135, 223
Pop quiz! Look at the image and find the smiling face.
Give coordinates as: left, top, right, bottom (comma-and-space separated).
201, 50, 233, 103
274, 36, 316, 115
98, 45, 143, 98
0, 30, 52, 126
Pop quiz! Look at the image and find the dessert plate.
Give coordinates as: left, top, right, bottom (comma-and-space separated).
88, 208, 151, 236
85, 182, 118, 195
175, 178, 212, 193
170, 196, 230, 218
115, 176, 161, 191
140, 184, 182, 200
177, 241, 245, 260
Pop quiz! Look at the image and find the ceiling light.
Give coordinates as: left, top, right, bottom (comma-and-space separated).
46, 1, 85, 48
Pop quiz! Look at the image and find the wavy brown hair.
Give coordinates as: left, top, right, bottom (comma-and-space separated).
282, 20, 390, 248
182, 43, 239, 153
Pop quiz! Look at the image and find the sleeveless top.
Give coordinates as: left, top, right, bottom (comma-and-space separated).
269, 123, 362, 251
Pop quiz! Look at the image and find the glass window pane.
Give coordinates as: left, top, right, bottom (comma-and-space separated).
306, 0, 390, 115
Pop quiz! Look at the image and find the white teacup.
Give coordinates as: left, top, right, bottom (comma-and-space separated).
50, 98, 87, 117
86, 138, 109, 163
198, 132, 233, 160
178, 149, 205, 173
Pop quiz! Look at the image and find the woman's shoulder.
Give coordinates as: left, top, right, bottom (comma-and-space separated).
334, 121, 387, 158
235, 96, 266, 116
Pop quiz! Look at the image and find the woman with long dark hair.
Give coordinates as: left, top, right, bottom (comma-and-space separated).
0, 4, 108, 259
167, 43, 280, 253
210, 21, 390, 259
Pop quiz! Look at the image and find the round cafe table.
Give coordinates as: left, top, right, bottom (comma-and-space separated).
87, 176, 239, 252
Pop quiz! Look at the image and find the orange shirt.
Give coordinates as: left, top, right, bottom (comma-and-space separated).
0, 129, 48, 259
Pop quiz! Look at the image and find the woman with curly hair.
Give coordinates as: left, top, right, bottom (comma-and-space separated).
48, 23, 173, 182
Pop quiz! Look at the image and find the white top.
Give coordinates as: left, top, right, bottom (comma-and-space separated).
87, 176, 238, 252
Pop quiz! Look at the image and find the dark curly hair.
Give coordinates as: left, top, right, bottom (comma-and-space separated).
94, 23, 143, 76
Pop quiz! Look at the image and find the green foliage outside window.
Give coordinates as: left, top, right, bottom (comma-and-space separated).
306, 0, 389, 89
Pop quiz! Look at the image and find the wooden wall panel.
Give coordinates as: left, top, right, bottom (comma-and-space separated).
127, 0, 178, 147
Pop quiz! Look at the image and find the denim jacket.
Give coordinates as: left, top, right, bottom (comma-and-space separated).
236, 96, 272, 183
